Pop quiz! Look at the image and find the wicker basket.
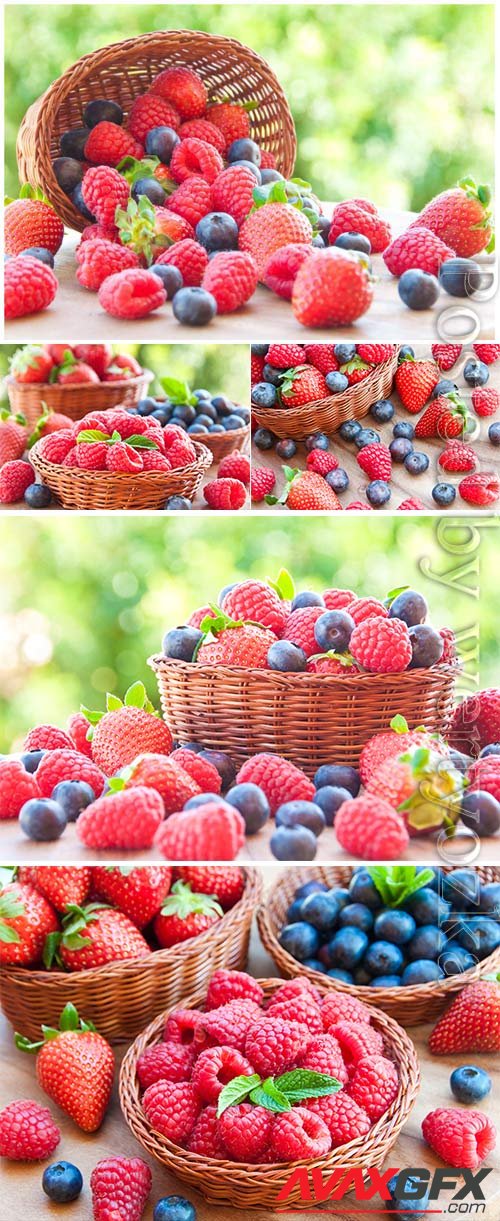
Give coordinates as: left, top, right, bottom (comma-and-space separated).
197, 424, 249, 464
149, 656, 457, 771
5, 371, 153, 430
257, 866, 500, 1025
119, 977, 420, 1209
17, 30, 297, 233
30, 438, 212, 510
252, 350, 399, 440
0, 869, 261, 1043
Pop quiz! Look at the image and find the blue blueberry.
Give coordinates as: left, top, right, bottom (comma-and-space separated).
488, 422, 500, 446
393, 420, 414, 440
449, 749, 472, 773
327, 968, 354, 983
401, 960, 445, 985
432, 482, 456, 507
334, 343, 357, 363
338, 902, 374, 934
291, 591, 325, 611
314, 764, 360, 795
314, 609, 354, 652
366, 479, 391, 507
390, 437, 413, 462
304, 957, 326, 972
305, 432, 330, 452
386, 1172, 430, 1220
132, 177, 166, 206
442, 867, 481, 909
326, 371, 349, 393
438, 257, 484, 297
370, 398, 395, 423
231, 160, 261, 182
326, 467, 349, 493
479, 882, 500, 916
20, 750, 46, 773
461, 790, 500, 837
227, 137, 261, 165
267, 640, 307, 672
374, 909, 416, 945
261, 168, 284, 184
355, 427, 381, 449
196, 212, 239, 252
278, 921, 321, 959
404, 451, 430, 475
398, 269, 440, 309
164, 496, 192, 510
286, 897, 308, 922
275, 438, 297, 459
42, 1161, 83, 1203
464, 358, 489, 387
450, 1066, 492, 1105
19, 798, 66, 841
480, 743, 500, 758
172, 287, 217, 325
224, 782, 270, 834
334, 232, 372, 254
60, 127, 91, 160
20, 247, 55, 267
313, 785, 352, 826
371, 975, 402, 987
151, 264, 183, 298
252, 383, 277, 409
162, 625, 203, 661
224, 413, 247, 431
184, 792, 224, 809
275, 800, 326, 837
431, 378, 459, 399
172, 403, 196, 425
145, 125, 180, 162
53, 156, 84, 194
439, 944, 476, 976
270, 825, 317, 861
407, 925, 447, 961
348, 869, 381, 909
198, 749, 236, 790
301, 890, 340, 932
326, 927, 370, 969
458, 916, 500, 959
339, 419, 362, 441
388, 589, 427, 626
153, 1197, 197, 1221
398, 346, 415, 362
295, 880, 328, 900
330, 886, 350, 911
71, 180, 96, 220
407, 887, 450, 925
51, 781, 95, 822
409, 623, 445, 667
262, 364, 283, 386
364, 940, 404, 977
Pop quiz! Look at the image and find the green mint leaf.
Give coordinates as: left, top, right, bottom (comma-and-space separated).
217, 1074, 261, 1117
127, 435, 159, 450
249, 1079, 291, 1112
390, 714, 410, 734
276, 1069, 342, 1102
267, 568, 295, 602
76, 429, 110, 444
159, 376, 192, 404
385, 585, 410, 605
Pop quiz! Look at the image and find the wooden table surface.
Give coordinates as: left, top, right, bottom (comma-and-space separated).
1, 880, 499, 1220
5, 207, 496, 344
251, 344, 500, 513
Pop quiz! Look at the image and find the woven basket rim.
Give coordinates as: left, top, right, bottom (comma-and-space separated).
31, 436, 212, 482
255, 352, 399, 423
4, 370, 152, 394
257, 865, 500, 1008
0, 867, 261, 990
149, 653, 458, 685
119, 975, 420, 1173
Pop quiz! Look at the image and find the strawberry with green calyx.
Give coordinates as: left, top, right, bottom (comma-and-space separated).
91, 865, 173, 928
415, 392, 469, 442
195, 610, 277, 668
359, 714, 446, 786
250, 178, 320, 233
418, 177, 494, 257
217, 1068, 341, 1117
9, 344, 53, 384
307, 651, 357, 675
0, 409, 28, 464
339, 355, 371, 385
43, 902, 151, 971
0, 877, 59, 967
394, 354, 440, 413
429, 976, 500, 1055
15, 1002, 114, 1132
81, 681, 172, 775
279, 365, 328, 407
4, 184, 64, 257
115, 196, 191, 264
367, 745, 465, 835
27, 404, 75, 449
366, 864, 436, 908
265, 567, 295, 603
153, 880, 223, 948
267, 466, 342, 511
117, 155, 176, 195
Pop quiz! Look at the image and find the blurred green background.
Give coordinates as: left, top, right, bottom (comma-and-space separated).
5, 4, 494, 210
0, 344, 249, 406
1, 516, 497, 751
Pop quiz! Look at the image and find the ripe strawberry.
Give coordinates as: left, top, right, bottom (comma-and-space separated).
153, 880, 223, 947
32, 866, 91, 911
31, 407, 75, 437
176, 866, 245, 910
328, 200, 391, 253
91, 865, 172, 927
155, 237, 208, 286
86, 682, 172, 775
473, 343, 500, 364
279, 365, 328, 407
367, 747, 463, 835
197, 621, 276, 667
251, 466, 275, 501
239, 202, 313, 279
264, 242, 315, 299
438, 442, 477, 472
0, 881, 58, 966
459, 471, 500, 506
85, 122, 142, 166
417, 178, 493, 257
202, 250, 257, 313
206, 102, 251, 151
304, 343, 339, 374
383, 227, 455, 276
5, 188, 64, 256
359, 717, 447, 785
91, 1157, 152, 1221
279, 467, 342, 510
127, 93, 180, 143
151, 65, 207, 120
340, 356, 371, 386
203, 477, 247, 510
154, 800, 246, 862
4, 255, 58, 320
103, 352, 142, 379
357, 442, 392, 480
9, 344, 53, 383
0, 409, 28, 465
125, 754, 200, 814
430, 980, 500, 1053
211, 165, 256, 225
16, 1003, 114, 1133
292, 248, 373, 327
449, 688, 500, 755
72, 343, 113, 378
471, 386, 499, 417
221, 579, 288, 635
394, 356, 440, 412
115, 197, 193, 264
431, 343, 463, 371
414, 392, 468, 440
76, 787, 164, 851
46, 904, 151, 971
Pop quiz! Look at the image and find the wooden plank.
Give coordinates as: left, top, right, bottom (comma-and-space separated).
4, 208, 495, 343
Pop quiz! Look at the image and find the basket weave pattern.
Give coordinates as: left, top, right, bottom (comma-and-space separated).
17, 31, 297, 232
200, 424, 249, 463
119, 977, 420, 1209
251, 351, 399, 440
6, 371, 153, 429
30, 438, 212, 510
149, 656, 457, 771
257, 865, 500, 1024
0, 869, 261, 1043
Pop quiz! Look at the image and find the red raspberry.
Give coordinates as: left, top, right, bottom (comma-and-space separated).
251, 467, 275, 501
192, 1046, 255, 1104
62, 448, 78, 468
98, 269, 166, 319
23, 724, 73, 752
166, 437, 197, 469
438, 442, 477, 472
422, 1108, 496, 1170
0, 460, 35, 503
458, 471, 500, 506
154, 801, 246, 862
219, 1102, 273, 1162
439, 627, 457, 664
136, 1042, 195, 1089
304, 343, 339, 374
141, 451, 171, 471
259, 149, 277, 169
187, 1105, 227, 1157
306, 449, 339, 475
346, 501, 373, 510
306, 1092, 371, 1145
206, 103, 250, 151
282, 606, 325, 657
126, 755, 199, 814
269, 995, 323, 1034
151, 67, 207, 121
298, 1034, 349, 1084
431, 343, 463, 371
168, 177, 213, 228
218, 451, 250, 483
328, 200, 391, 253
473, 343, 500, 364
206, 969, 264, 1011
398, 497, 425, 510
35, 748, 105, 798
170, 138, 224, 185
0, 759, 40, 819
90, 1156, 152, 1221
263, 242, 314, 299
330, 1021, 384, 1066
245, 1017, 312, 1077
251, 353, 265, 383
79, 222, 120, 244
236, 752, 315, 814
76, 239, 140, 291
179, 119, 225, 153
106, 441, 144, 473
449, 688, 500, 755
202, 251, 257, 313
81, 166, 130, 229
347, 596, 388, 625
76, 440, 108, 470
383, 226, 455, 276
170, 748, 222, 794
471, 386, 500, 417
222, 579, 288, 635
268, 978, 321, 1006
4, 255, 58, 320
350, 615, 412, 673
266, 342, 304, 368
204, 478, 247, 510
467, 756, 500, 802
127, 93, 180, 143
272, 1107, 331, 1161
200, 999, 262, 1053
142, 1079, 201, 1144
37, 430, 76, 463
77, 787, 164, 851
357, 343, 396, 364
187, 605, 214, 629
321, 993, 373, 1029
357, 442, 392, 481
156, 238, 209, 286
349, 1055, 399, 1120
323, 588, 355, 610
335, 793, 409, 859
0, 1099, 60, 1161
84, 122, 142, 167
163, 1008, 205, 1046
212, 166, 256, 225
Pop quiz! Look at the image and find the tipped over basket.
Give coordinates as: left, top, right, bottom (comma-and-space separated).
17, 30, 297, 232
30, 438, 212, 510
119, 977, 420, 1209
251, 349, 399, 440
257, 865, 500, 1025
149, 655, 457, 771
0, 868, 261, 1043
6, 370, 153, 430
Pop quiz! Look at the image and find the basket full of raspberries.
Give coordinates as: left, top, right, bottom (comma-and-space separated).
6, 343, 152, 427
119, 970, 420, 1208
29, 405, 212, 509
257, 865, 500, 1024
0, 865, 261, 1042
151, 571, 459, 771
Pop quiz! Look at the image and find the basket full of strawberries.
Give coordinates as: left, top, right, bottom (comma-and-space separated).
6, 343, 152, 427
0, 865, 261, 1042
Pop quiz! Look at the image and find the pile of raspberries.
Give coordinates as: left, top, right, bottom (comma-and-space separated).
34, 407, 201, 474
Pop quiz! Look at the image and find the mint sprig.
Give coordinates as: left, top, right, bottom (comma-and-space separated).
367, 865, 435, 908
217, 1069, 341, 1117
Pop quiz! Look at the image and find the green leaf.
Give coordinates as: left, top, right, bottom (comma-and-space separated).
42, 930, 61, 968
217, 1074, 261, 1117
59, 1003, 79, 1031
276, 1069, 341, 1102
159, 376, 194, 405
249, 1079, 291, 1112
267, 568, 295, 602
0, 923, 22, 944
124, 681, 147, 708
106, 693, 123, 712
79, 706, 102, 725
390, 714, 410, 734
76, 429, 110, 444
385, 585, 410, 605
15, 1033, 44, 1054
127, 435, 159, 450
